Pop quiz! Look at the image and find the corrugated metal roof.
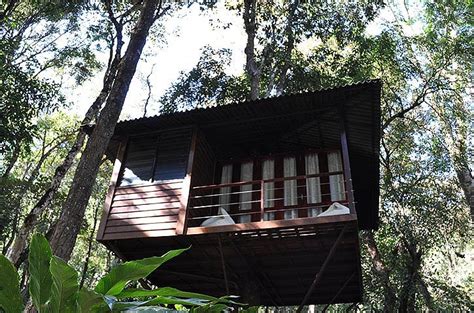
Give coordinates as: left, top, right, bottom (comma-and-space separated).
117, 79, 380, 125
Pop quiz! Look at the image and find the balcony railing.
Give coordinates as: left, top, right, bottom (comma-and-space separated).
186, 171, 353, 229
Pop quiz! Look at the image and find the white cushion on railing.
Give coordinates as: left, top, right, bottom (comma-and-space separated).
318, 202, 350, 217
200, 207, 236, 227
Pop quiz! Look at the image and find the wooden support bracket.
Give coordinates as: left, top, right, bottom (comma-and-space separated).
296, 225, 348, 312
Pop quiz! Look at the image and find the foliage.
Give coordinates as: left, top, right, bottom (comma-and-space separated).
156, 0, 473, 310
159, 46, 248, 112
0, 234, 237, 313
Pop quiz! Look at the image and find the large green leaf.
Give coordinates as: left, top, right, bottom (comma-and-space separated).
116, 287, 218, 301
95, 248, 188, 296
48, 256, 79, 313
28, 233, 53, 312
77, 289, 109, 313
0, 254, 23, 313
190, 303, 229, 313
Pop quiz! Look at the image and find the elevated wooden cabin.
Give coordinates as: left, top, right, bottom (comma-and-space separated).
97, 80, 381, 306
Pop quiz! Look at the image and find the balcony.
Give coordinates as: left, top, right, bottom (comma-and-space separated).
184, 170, 356, 237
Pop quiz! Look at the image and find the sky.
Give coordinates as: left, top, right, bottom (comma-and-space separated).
67, 0, 423, 121
69, 1, 246, 120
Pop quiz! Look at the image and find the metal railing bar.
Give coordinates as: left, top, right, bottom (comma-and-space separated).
191, 200, 260, 209
192, 172, 345, 190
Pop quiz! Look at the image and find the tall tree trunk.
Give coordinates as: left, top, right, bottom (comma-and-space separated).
6, 34, 123, 267
361, 231, 397, 311
274, 0, 298, 96
79, 199, 100, 288
49, 0, 163, 261
398, 240, 422, 312
243, 0, 259, 100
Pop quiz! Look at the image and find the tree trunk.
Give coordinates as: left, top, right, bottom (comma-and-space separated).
243, 0, 259, 100
360, 231, 397, 311
6, 30, 123, 267
49, 0, 162, 261
274, 0, 298, 96
398, 241, 422, 312
79, 200, 100, 288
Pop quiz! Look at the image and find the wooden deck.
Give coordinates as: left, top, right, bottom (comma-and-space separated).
104, 214, 362, 306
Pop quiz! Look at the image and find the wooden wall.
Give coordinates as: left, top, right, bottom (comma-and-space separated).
98, 128, 193, 240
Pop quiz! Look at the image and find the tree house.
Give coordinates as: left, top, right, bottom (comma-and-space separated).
97, 80, 381, 307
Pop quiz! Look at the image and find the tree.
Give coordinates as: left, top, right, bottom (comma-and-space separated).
49, 0, 171, 261
156, 0, 473, 310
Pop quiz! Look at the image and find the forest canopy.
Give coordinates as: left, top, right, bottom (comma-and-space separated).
0, 0, 472, 311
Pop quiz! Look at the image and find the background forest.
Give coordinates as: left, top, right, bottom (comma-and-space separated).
0, 0, 472, 311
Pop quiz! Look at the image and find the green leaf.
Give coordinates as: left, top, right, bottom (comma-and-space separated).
144, 296, 208, 307
77, 289, 109, 313
190, 303, 229, 313
116, 287, 217, 301
29, 233, 53, 312
48, 256, 79, 313
0, 254, 23, 313
95, 248, 188, 296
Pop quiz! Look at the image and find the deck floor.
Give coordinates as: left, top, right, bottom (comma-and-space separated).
106, 217, 362, 306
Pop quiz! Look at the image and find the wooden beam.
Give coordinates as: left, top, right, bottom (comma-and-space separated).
340, 131, 356, 214
97, 137, 128, 240
338, 97, 356, 214
186, 214, 357, 235
296, 225, 348, 312
176, 127, 198, 235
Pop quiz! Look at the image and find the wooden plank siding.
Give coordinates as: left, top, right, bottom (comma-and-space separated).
98, 127, 194, 241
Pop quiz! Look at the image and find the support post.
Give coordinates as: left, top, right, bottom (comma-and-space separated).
296, 225, 348, 312
176, 127, 198, 235
217, 235, 230, 295
260, 180, 265, 221
340, 130, 355, 214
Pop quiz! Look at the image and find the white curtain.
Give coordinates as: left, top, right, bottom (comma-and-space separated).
239, 161, 253, 223
305, 153, 322, 217
283, 156, 298, 220
262, 159, 275, 221
328, 151, 346, 201
219, 164, 233, 210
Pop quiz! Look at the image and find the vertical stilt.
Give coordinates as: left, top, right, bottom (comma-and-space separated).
217, 235, 230, 296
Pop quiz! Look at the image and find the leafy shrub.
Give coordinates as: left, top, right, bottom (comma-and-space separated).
0, 234, 238, 313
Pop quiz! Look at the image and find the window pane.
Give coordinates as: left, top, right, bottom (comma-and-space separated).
153, 129, 191, 181
119, 136, 156, 186
328, 151, 346, 201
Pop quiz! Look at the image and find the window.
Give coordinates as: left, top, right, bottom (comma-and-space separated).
119, 129, 192, 186
262, 159, 275, 221
328, 151, 346, 201
215, 150, 346, 222
305, 153, 322, 217
239, 161, 253, 223
283, 156, 298, 220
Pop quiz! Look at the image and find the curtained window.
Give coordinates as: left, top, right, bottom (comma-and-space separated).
219, 164, 233, 211
262, 159, 275, 221
305, 153, 322, 217
239, 161, 253, 223
283, 156, 298, 220
328, 151, 346, 201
